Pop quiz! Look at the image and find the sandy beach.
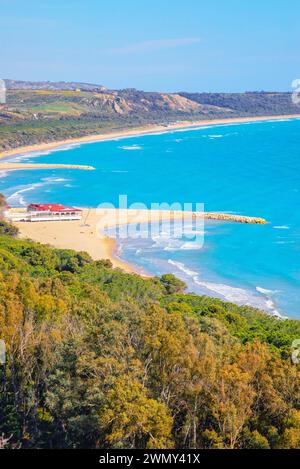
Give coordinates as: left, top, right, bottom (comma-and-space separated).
14, 208, 187, 274
12, 208, 267, 274
0, 162, 94, 171
2, 114, 277, 274
0, 114, 288, 275
1, 114, 299, 162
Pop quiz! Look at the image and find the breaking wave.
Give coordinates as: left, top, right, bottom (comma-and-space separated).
167, 260, 284, 317
6, 177, 69, 206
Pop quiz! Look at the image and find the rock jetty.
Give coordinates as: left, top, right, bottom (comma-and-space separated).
201, 212, 267, 224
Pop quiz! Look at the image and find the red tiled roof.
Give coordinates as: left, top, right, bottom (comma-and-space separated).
28, 203, 82, 213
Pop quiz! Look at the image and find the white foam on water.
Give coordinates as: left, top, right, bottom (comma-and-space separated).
196, 279, 284, 317
7, 184, 41, 206
6, 177, 69, 206
119, 145, 143, 151
166, 259, 284, 318
44, 177, 68, 183
274, 225, 290, 230
276, 240, 295, 245
179, 242, 203, 250
7, 143, 81, 163
256, 286, 280, 295
150, 233, 203, 252
256, 286, 285, 318
194, 278, 254, 304
153, 238, 184, 251
168, 260, 199, 277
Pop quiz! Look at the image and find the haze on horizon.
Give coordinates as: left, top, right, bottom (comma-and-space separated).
1, 0, 299, 93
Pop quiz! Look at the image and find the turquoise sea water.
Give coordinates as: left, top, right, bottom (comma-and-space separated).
1, 118, 300, 318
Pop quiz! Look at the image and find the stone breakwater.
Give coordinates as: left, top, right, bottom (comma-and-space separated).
202, 212, 267, 224
151, 210, 267, 225
165, 210, 267, 224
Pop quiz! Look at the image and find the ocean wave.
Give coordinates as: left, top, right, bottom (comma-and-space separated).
179, 242, 203, 250
119, 145, 143, 151
195, 279, 283, 317
256, 286, 280, 295
168, 260, 199, 277
194, 278, 255, 304
276, 240, 295, 245
166, 259, 284, 317
152, 238, 183, 251
7, 185, 40, 206
274, 225, 290, 230
7, 143, 81, 163
150, 236, 203, 252
6, 177, 69, 206
256, 286, 285, 318
43, 177, 69, 183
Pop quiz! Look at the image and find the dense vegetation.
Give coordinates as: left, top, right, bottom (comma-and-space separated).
1, 80, 299, 151
0, 218, 299, 449
179, 92, 300, 116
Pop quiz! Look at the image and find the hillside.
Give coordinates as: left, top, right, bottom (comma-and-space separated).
0, 80, 299, 151
4, 79, 107, 92
0, 215, 299, 449
179, 91, 300, 116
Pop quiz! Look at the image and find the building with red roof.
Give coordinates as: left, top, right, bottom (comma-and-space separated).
5, 203, 82, 222
25, 203, 82, 221
28, 203, 81, 213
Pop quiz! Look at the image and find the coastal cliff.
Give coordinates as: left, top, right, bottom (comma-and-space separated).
1, 80, 300, 152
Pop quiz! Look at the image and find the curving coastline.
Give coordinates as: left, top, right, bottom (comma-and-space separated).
1, 114, 300, 162
11, 208, 267, 275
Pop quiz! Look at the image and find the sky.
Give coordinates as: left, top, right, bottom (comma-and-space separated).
1, 0, 300, 92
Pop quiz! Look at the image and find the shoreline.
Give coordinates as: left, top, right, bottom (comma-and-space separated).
2, 116, 295, 316
0, 162, 95, 171
12, 208, 139, 274
11, 208, 286, 317
11, 208, 267, 275
1, 114, 300, 161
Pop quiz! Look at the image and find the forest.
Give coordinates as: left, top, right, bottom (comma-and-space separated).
0, 210, 299, 449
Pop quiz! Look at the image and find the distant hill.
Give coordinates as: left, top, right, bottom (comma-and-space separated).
179, 91, 300, 116
4, 79, 107, 92
0, 80, 299, 151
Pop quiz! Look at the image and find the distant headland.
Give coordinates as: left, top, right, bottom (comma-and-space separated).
1, 79, 300, 154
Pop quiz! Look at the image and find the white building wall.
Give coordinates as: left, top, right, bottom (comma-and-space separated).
6, 210, 82, 222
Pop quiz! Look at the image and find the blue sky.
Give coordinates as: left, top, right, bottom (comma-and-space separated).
1, 0, 300, 91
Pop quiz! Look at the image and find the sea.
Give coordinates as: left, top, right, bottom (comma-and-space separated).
1, 118, 300, 319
